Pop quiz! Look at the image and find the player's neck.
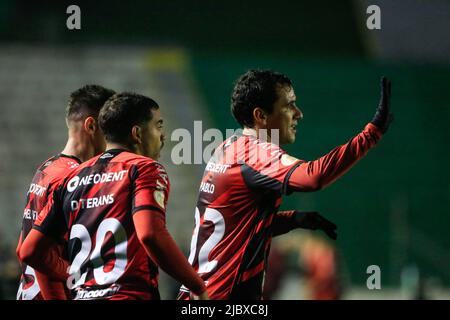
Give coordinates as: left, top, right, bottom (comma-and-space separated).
105, 142, 133, 154
61, 135, 94, 163
243, 126, 273, 143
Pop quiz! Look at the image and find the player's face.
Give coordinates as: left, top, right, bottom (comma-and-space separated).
266, 85, 303, 145
141, 108, 165, 159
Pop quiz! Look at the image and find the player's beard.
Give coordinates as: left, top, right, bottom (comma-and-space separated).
289, 126, 297, 143
156, 141, 164, 159
279, 126, 296, 145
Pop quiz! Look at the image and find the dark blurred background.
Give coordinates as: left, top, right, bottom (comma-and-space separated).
0, 0, 449, 299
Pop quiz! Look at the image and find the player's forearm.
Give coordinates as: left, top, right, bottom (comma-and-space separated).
16, 232, 23, 259
289, 123, 382, 191
133, 210, 206, 296
24, 249, 68, 283
19, 229, 69, 282
143, 231, 206, 296
271, 210, 297, 237
35, 270, 69, 300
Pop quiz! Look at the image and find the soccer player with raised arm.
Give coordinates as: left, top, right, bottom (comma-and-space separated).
19, 93, 209, 300
16, 85, 115, 300
179, 70, 392, 300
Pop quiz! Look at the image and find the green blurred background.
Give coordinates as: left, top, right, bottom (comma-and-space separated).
0, 0, 448, 299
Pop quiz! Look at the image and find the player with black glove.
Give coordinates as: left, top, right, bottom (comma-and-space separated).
371, 76, 393, 133
272, 210, 338, 240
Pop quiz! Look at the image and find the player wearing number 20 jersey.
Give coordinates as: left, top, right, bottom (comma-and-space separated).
21, 92, 207, 300
179, 70, 390, 300
33, 150, 170, 299
17, 154, 80, 300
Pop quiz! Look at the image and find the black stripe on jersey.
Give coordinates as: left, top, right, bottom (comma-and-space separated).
132, 205, 164, 215
281, 160, 303, 195
63, 155, 129, 277
32, 186, 66, 243
240, 164, 283, 193
129, 164, 139, 213
61, 166, 100, 212
240, 204, 275, 270
59, 155, 120, 232
94, 149, 126, 165
231, 191, 279, 299
65, 150, 124, 212
229, 271, 264, 300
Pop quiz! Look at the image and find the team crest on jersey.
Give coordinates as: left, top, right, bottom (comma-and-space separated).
153, 189, 165, 209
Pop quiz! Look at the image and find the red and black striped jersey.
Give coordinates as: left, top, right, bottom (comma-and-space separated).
180, 123, 382, 300
33, 149, 170, 300
17, 154, 81, 300
179, 133, 302, 300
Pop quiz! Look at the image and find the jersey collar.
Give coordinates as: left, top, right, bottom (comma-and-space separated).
59, 153, 82, 164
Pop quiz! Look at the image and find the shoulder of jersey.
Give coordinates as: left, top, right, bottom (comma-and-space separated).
107, 152, 167, 175
236, 135, 284, 156
117, 152, 162, 167
40, 155, 79, 175
56, 156, 80, 170
38, 155, 60, 171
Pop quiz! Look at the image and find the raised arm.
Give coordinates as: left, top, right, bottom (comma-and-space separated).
288, 77, 392, 192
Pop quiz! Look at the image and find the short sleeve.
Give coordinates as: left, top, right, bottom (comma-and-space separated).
131, 161, 170, 215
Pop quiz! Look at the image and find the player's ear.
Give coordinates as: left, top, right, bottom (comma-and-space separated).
253, 107, 267, 126
131, 125, 142, 144
84, 116, 97, 134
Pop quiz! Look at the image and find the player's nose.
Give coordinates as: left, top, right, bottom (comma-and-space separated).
295, 106, 303, 120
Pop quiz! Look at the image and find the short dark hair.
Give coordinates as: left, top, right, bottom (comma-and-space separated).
99, 92, 159, 144
231, 70, 292, 127
66, 85, 116, 121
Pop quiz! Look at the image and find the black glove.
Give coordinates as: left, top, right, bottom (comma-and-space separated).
371, 76, 393, 133
294, 211, 337, 240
